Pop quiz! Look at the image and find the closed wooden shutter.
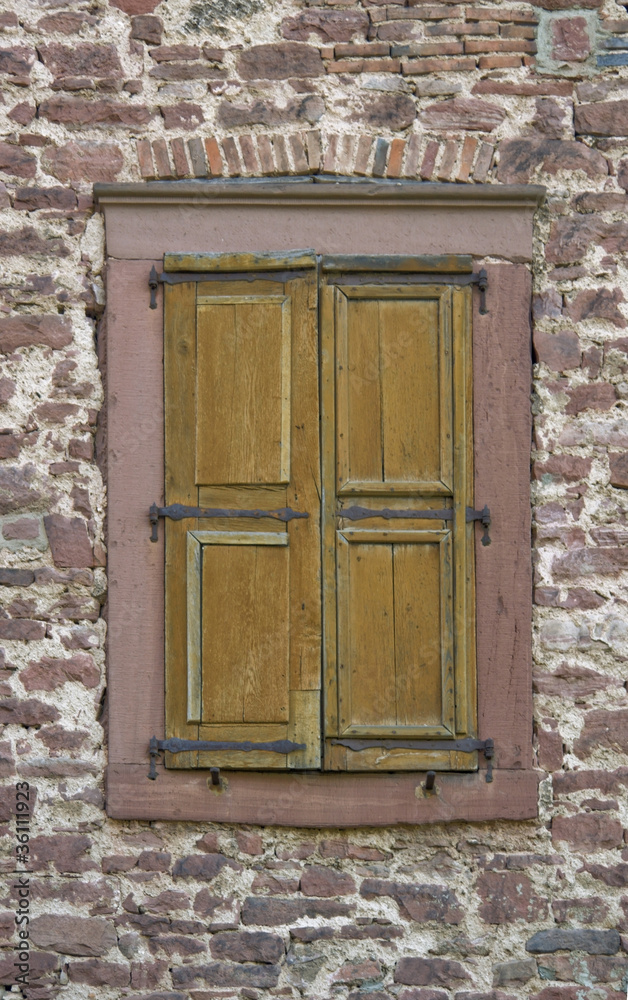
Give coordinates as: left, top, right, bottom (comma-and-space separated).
320, 263, 477, 771
164, 253, 320, 770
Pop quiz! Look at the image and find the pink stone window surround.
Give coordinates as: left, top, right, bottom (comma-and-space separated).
96, 178, 544, 826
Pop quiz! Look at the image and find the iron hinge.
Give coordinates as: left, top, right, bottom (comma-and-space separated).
148, 735, 307, 780
331, 737, 495, 782
149, 502, 308, 541
338, 505, 490, 545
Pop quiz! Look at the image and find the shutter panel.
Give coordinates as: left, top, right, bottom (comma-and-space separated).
164, 255, 320, 770
321, 271, 476, 772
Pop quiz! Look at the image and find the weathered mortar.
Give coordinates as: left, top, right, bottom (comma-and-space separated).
1, 0, 628, 996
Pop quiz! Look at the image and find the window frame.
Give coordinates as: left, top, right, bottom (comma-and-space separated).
97, 178, 544, 826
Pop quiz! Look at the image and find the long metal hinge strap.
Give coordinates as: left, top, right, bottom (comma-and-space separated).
149, 266, 489, 312
149, 502, 308, 541
331, 737, 495, 783
339, 505, 490, 544
148, 735, 306, 780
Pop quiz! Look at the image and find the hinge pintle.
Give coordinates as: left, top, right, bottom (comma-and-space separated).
149, 266, 159, 310
466, 505, 491, 546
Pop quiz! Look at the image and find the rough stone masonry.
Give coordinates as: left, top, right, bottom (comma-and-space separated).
3, 0, 628, 996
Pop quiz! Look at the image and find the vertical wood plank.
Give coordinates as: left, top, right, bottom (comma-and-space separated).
164, 282, 199, 766
394, 541, 443, 728
321, 283, 339, 743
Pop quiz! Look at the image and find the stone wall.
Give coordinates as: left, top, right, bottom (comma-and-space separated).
1, 0, 628, 997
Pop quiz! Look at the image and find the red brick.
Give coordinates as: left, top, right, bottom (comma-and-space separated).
437, 139, 458, 180
466, 6, 538, 22
386, 137, 405, 177
136, 138, 154, 179
420, 139, 439, 180
335, 42, 390, 56
239, 134, 260, 174
465, 37, 535, 53
204, 137, 223, 176
170, 137, 189, 177
479, 55, 523, 68
403, 56, 476, 73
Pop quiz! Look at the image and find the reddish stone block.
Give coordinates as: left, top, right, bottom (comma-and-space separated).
172, 854, 241, 880
576, 101, 628, 137
42, 141, 124, 182
610, 452, 628, 489
69, 960, 131, 987
241, 896, 352, 924
361, 879, 463, 923
553, 546, 628, 577
30, 833, 96, 873
567, 287, 626, 328
420, 97, 504, 131
160, 103, 204, 131
476, 873, 547, 924
552, 896, 610, 925
552, 814, 624, 850
565, 383, 617, 415
497, 138, 607, 183
575, 709, 628, 758
210, 930, 284, 963
395, 958, 472, 987
40, 96, 154, 127
21, 653, 100, 691
533, 330, 580, 372
551, 16, 591, 61
0, 620, 46, 640
38, 42, 122, 82
138, 851, 171, 872
301, 865, 356, 897
538, 727, 563, 771
533, 456, 592, 483
30, 915, 116, 957
109, 0, 160, 12
333, 960, 382, 983
238, 42, 324, 79
44, 514, 93, 568
282, 9, 369, 42
131, 15, 163, 43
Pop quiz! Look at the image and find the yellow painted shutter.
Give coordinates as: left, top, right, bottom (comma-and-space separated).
321, 266, 477, 771
164, 253, 320, 769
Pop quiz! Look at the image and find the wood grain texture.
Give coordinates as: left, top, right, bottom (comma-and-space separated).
322, 254, 473, 273
107, 764, 539, 825
165, 249, 317, 272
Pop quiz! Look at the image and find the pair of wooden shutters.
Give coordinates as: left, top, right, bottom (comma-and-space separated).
164, 251, 477, 773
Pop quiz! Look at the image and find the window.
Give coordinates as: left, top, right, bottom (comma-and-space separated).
98, 178, 542, 825
162, 251, 477, 776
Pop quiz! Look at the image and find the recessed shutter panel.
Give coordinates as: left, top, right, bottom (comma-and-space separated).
321, 266, 477, 772
164, 253, 321, 770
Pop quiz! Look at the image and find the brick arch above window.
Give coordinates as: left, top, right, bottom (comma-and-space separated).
136, 130, 497, 185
